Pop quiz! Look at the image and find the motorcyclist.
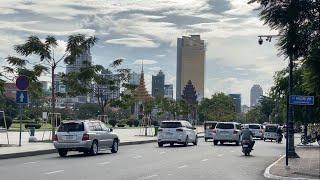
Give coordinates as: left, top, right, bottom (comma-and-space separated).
276, 126, 283, 142
241, 125, 255, 150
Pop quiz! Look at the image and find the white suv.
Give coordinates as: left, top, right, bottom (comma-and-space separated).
157, 120, 198, 147
213, 122, 242, 146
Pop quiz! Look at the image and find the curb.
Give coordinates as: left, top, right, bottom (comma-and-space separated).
0, 139, 157, 160
264, 155, 319, 180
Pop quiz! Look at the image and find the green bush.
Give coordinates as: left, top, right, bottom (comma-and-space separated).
109, 119, 117, 127
0, 116, 13, 129
133, 119, 140, 127
25, 123, 42, 129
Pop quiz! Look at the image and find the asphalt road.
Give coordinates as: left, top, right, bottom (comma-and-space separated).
0, 139, 285, 180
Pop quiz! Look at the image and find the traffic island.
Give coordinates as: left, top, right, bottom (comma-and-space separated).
264, 146, 320, 180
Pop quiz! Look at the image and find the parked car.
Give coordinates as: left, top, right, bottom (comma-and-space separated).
246, 124, 264, 140
53, 120, 119, 157
157, 120, 198, 147
213, 122, 242, 146
264, 124, 279, 142
204, 121, 217, 142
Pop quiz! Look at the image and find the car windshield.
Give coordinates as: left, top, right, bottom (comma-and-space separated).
216, 123, 234, 129
249, 125, 260, 129
205, 123, 217, 129
265, 126, 277, 132
58, 122, 84, 132
160, 122, 182, 128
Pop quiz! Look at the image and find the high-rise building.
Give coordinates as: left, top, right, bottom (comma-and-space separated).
129, 72, 141, 86
66, 49, 92, 74
229, 94, 241, 114
164, 84, 173, 99
241, 105, 250, 114
94, 69, 121, 101
250, 84, 263, 107
176, 35, 205, 101
54, 73, 66, 94
152, 70, 165, 98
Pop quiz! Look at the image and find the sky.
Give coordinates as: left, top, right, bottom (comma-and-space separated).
0, 0, 287, 106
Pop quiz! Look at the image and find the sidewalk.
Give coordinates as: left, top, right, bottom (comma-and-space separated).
265, 146, 320, 180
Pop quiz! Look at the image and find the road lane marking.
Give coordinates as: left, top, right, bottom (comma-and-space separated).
178, 165, 187, 169
23, 161, 40, 165
159, 151, 166, 154
218, 154, 224, 157
133, 155, 142, 159
46, 170, 64, 175
230, 150, 235, 153
97, 161, 111, 165
201, 159, 209, 162
141, 174, 158, 179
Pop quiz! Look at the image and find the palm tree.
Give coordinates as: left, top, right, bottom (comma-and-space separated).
11, 34, 97, 139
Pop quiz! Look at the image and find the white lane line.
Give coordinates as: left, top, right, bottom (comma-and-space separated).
133, 155, 142, 159
97, 161, 111, 165
218, 154, 224, 157
23, 161, 40, 165
230, 150, 235, 153
178, 165, 187, 169
141, 174, 158, 179
159, 151, 166, 154
201, 159, 209, 162
45, 170, 64, 175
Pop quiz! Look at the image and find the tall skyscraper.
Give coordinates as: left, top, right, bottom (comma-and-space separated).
164, 84, 173, 99
229, 94, 241, 113
66, 49, 92, 74
129, 72, 141, 86
152, 70, 165, 98
176, 35, 205, 101
94, 69, 121, 101
250, 84, 263, 107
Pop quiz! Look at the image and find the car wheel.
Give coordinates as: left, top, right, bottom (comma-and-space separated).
271, 139, 273, 142
89, 141, 98, 156
205, 138, 208, 142
193, 136, 198, 145
236, 141, 240, 146
58, 149, 68, 157
170, 142, 174, 146
220, 141, 224, 145
111, 139, 119, 153
213, 140, 218, 145
263, 138, 266, 142
158, 142, 163, 147
184, 136, 189, 147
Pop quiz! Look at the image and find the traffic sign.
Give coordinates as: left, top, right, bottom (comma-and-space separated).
16, 75, 29, 90
289, 95, 314, 106
16, 91, 28, 104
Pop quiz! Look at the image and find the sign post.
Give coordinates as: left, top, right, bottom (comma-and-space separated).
16, 76, 29, 146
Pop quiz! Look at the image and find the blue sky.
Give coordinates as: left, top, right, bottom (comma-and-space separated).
0, 0, 287, 105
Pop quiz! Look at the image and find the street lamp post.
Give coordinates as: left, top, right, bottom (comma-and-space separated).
257, 35, 298, 167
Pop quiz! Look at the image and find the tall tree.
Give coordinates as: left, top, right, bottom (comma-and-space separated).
11, 34, 97, 139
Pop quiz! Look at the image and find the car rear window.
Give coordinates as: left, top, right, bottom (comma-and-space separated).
160, 122, 182, 128
265, 126, 277, 132
205, 123, 217, 129
249, 125, 260, 129
58, 122, 84, 132
216, 123, 234, 129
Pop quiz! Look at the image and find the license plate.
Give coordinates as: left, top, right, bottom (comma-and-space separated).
64, 136, 75, 140
243, 145, 249, 147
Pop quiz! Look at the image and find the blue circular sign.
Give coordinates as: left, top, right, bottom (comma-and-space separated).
16, 75, 29, 90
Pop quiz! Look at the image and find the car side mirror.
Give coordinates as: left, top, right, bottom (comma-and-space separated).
110, 128, 113, 132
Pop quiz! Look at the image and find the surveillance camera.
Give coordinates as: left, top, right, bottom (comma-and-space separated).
258, 37, 263, 45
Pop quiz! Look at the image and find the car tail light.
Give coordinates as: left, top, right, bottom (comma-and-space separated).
176, 129, 183, 132
212, 129, 216, 133
233, 130, 238, 134
53, 135, 58, 141
158, 129, 163, 132
259, 129, 263, 133
82, 133, 89, 141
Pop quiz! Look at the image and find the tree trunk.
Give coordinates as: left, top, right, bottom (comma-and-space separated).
51, 66, 56, 141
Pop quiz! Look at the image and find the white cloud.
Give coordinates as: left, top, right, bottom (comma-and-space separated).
106, 37, 159, 48
148, 66, 162, 71
133, 59, 158, 65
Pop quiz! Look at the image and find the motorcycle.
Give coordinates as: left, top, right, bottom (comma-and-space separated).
276, 134, 283, 143
301, 131, 319, 145
242, 140, 252, 156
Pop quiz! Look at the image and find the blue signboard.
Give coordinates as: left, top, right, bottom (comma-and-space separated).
16, 91, 28, 104
16, 75, 29, 90
289, 95, 314, 106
